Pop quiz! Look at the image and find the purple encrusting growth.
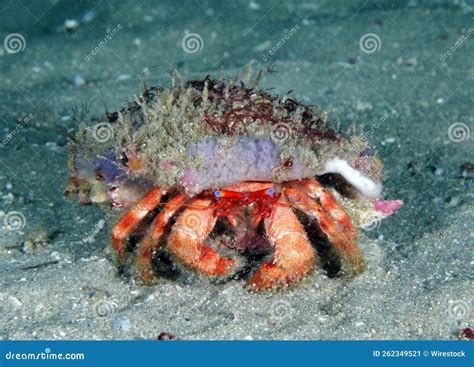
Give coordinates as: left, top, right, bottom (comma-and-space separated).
181, 137, 314, 194
182, 137, 278, 194
74, 150, 125, 184
91, 151, 125, 183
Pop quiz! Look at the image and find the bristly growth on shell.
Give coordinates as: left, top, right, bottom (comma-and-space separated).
67, 62, 380, 201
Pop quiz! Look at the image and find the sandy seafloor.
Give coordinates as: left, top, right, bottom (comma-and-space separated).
0, 0, 473, 340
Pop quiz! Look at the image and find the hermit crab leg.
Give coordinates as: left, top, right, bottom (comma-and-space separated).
167, 198, 236, 276
111, 187, 163, 262
135, 193, 187, 283
284, 179, 365, 274
248, 196, 316, 289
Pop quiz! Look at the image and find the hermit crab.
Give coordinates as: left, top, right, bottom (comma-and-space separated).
66, 63, 402, 290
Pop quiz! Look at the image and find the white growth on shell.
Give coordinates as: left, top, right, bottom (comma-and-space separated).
320, 157, 382, 198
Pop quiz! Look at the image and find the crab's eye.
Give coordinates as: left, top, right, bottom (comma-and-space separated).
214, 190, 222, 198
267, 188, 275, 196
95, 171, 104, 181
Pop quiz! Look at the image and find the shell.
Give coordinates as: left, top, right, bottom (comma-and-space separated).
66, 64, 400, 226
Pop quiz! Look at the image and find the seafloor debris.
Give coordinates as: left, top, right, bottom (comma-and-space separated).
157, 332, 178, 340
459, 327, 474, 340
66, 63, 402, 290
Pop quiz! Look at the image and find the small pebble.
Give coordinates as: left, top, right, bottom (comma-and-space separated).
433, 197, 443, 205
72, 75, 86, 87
64, 19, 79, 32
45, 142, 59, 151
145, 294, 155, 302
355, 101, 373, 111
404, 57, 417, 66
248, 1, 260, 10
8, 295, 22, 307
2, 192, 14, 203
460, 163, 474, 177
253, 40, 271, 52
117, 74, 131, 81
43, 61, 54, 71
143, 15, 154, 23
434, 167, 444, 176
446, 196, 460, 207
51, 252, 61, 260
